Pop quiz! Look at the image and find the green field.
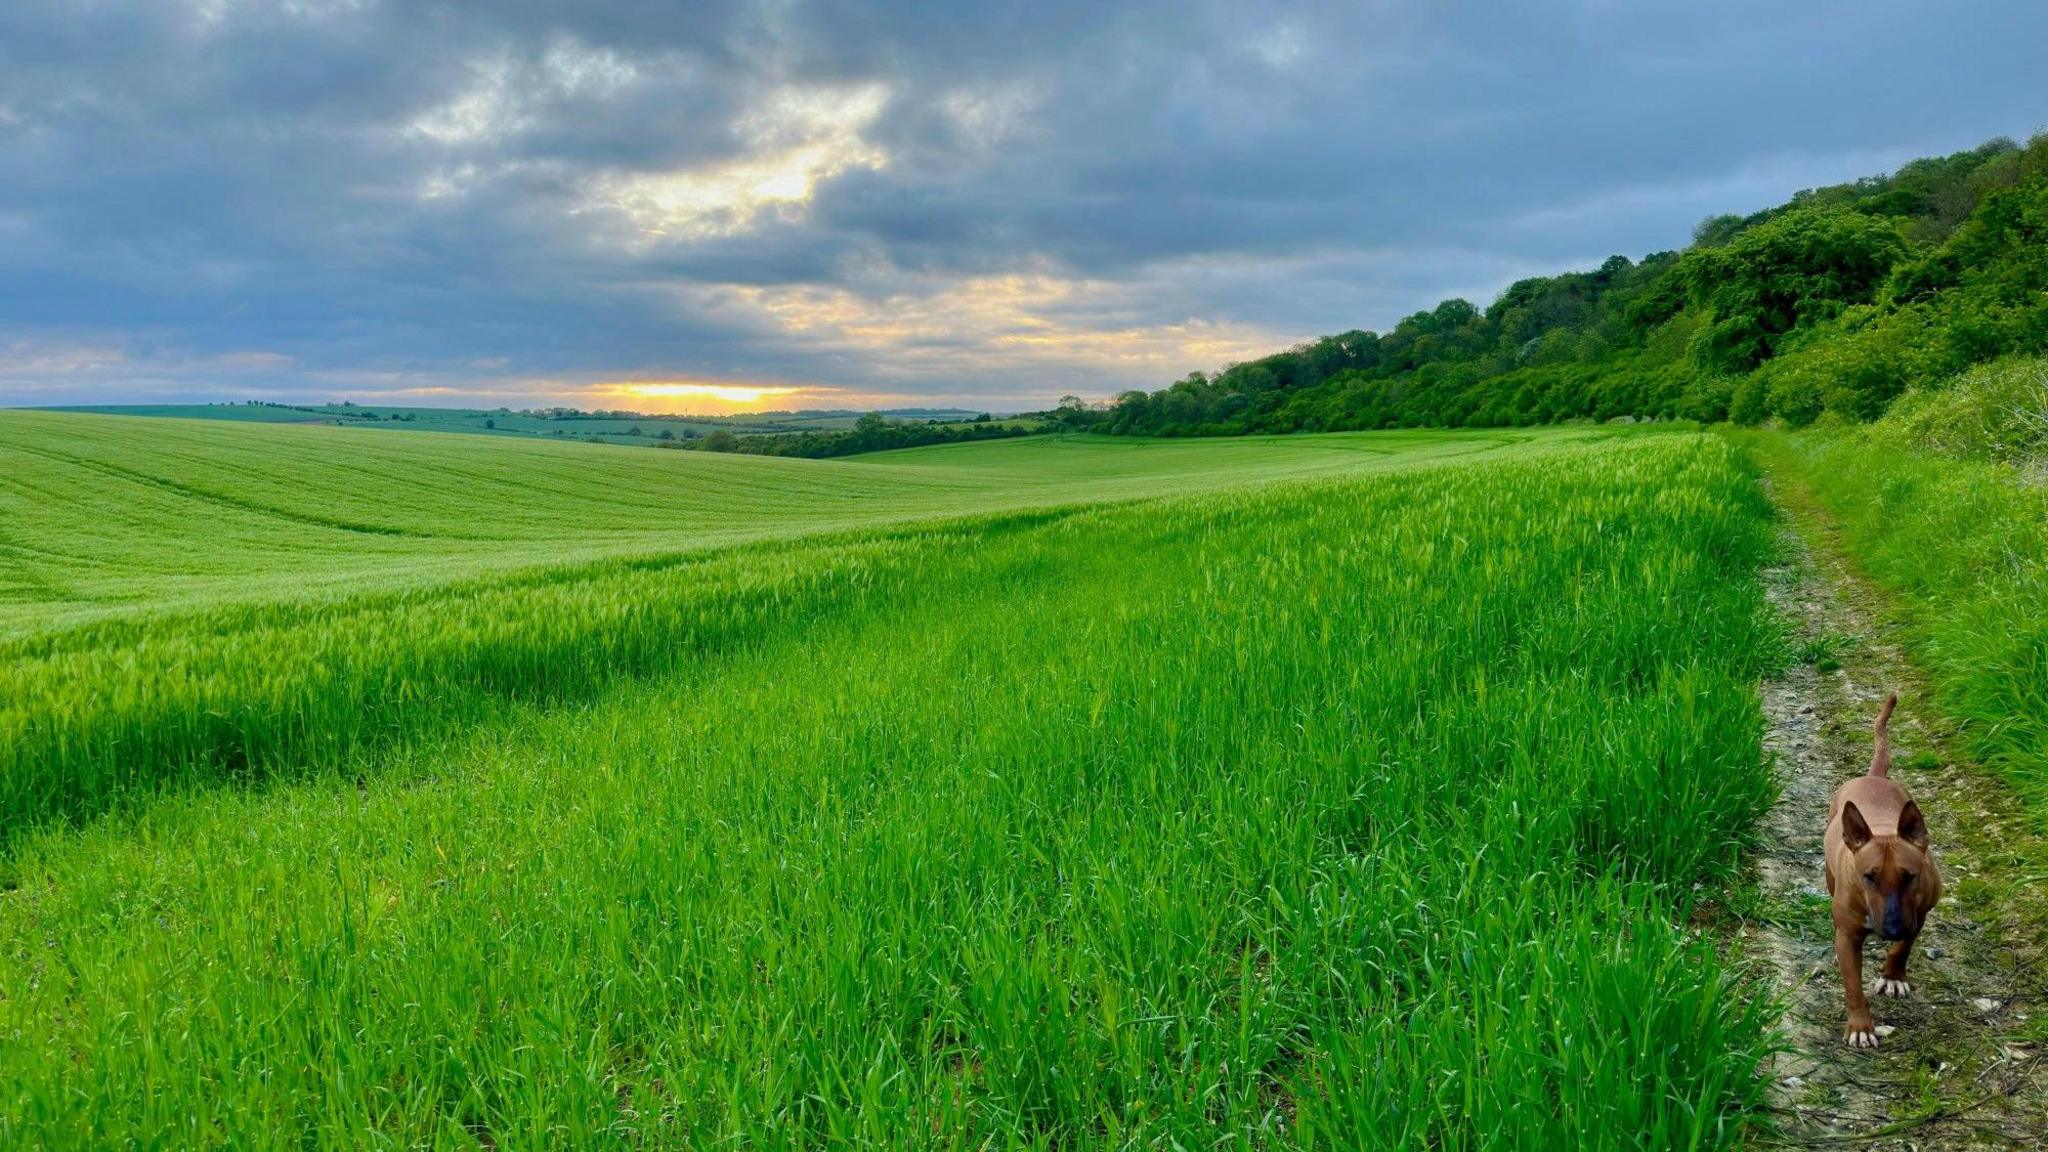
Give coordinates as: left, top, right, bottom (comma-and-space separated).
0, 414, 1781, 1147
40, 403, 998, 447
0, 410, 1583, 633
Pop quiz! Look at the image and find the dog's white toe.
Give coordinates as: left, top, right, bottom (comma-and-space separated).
1874, 978, 1912, 998
1844, 1027, 1879, 1049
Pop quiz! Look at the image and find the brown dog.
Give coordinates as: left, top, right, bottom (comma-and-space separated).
1824, 694, 1942, 1048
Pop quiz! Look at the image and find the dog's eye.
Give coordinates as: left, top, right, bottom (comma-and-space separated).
1863, 871, 1878, 885
1902, 871, 1916, 885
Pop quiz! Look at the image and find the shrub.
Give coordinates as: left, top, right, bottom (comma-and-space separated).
1764, 364, 1827, 428
1728, 374, 1769, 426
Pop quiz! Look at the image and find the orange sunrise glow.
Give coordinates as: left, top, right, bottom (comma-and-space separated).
600, 381, 807, 411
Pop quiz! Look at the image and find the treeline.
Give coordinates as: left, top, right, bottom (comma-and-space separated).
667, 412, 1040, 458
1094, 135, 2048, 435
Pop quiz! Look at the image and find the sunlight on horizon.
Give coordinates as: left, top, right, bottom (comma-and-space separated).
596, 380, 812, 412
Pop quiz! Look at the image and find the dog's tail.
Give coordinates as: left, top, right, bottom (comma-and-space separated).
1871, 693, 1897, 777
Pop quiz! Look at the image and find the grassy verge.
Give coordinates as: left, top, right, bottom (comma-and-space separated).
1729, 359, 2048, 818
1, 434, 1779, 1148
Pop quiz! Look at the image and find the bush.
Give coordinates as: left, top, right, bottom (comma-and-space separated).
1728, 374, 1769, 426
1677, 374, 1738, 423
1763, 364, 1827, 428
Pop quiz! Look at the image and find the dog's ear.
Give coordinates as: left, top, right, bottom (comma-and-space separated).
1897, 800, 1928, 849
1841, 801, 1872, 851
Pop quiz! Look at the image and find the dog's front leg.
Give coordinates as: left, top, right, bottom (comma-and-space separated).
1875, 933, 1916, 998
1836, 928, 1877, 1047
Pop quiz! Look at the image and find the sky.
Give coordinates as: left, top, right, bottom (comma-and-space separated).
2, 2, 2044, 414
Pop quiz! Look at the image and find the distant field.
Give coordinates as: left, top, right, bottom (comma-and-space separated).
0, 410, 1591, 633
40, 402, 997, 446
0, 417, 1778, 1147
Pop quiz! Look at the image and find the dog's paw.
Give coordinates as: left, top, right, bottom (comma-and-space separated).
1874, 977, 1912, 998
1844, 1024, 1880, 1049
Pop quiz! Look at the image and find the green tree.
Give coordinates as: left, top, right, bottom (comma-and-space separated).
1680, 208, 1906, 373
1052, 395, 1092, 430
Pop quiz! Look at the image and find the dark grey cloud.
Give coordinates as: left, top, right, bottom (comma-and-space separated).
1, 0, 2043, 410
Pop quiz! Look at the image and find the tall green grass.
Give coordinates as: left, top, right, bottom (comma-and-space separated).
0, 434, 1779, 1148
0, 416, 1606, 841
1733, 357, 2048, 815
0, 525, 957, 841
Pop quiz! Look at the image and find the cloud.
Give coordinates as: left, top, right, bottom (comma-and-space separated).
1, 0, 2044, 410
586, 81, 893, 244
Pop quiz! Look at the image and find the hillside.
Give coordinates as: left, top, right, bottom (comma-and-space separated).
0, 410, 1591, 634
1096, 135, 2048, 435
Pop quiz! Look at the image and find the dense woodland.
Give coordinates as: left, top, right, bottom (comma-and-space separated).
1089, 136, 2048, 435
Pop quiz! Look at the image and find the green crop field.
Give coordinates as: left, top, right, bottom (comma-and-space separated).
39, 403, 1001, 447
0, 413, 1782, 1148
0, 410, 1590, 633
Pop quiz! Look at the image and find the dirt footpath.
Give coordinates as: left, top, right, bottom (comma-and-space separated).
1748, 488, 2048, 1148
